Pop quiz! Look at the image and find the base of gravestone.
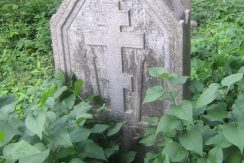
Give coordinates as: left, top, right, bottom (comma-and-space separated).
122, 125, 157, 163
96, 110, 150, 162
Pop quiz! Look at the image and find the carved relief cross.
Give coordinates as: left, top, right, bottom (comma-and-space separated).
84, 1, 144, 113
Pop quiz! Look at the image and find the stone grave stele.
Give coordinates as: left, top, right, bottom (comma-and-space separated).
51, 0, 191, 150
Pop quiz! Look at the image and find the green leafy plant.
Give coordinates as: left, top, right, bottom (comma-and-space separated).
192, 0, 244, 27
141, 67, 244, 163
0, 70, 135, 163
0, 0, 62, 98
191, 0, 244, 86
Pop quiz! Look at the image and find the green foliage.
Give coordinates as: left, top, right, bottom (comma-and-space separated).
0, 0, 62, 98
192, 0, 244, 26
143, 85, 164, 104
191, 0, 244, 85
195, 84, 219, 108
0, 71, 135, 163
142, 67, 244, 163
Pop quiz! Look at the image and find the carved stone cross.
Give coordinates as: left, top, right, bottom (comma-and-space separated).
84, 1, 144, 113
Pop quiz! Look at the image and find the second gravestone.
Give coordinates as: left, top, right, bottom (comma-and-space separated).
51, 0, 190, 147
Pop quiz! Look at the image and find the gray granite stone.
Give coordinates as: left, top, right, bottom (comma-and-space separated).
51, 0, 191, 149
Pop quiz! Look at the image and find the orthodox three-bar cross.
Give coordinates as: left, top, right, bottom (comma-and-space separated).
84, 1, 144, 113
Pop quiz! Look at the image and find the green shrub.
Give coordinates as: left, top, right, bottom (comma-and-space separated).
141, 67, 244, 163
192, 0, 244, 26
0, 0, 62, 98
191, 0, 244, 86
0, 70, 136, 163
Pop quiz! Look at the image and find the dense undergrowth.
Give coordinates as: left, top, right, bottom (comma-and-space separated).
191, 0, 244, 85
0, 0, 62, 98
0, 0, 244, 162
0, 71, 136, 163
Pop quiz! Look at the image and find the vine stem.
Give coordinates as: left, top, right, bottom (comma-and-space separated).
189, 152, 193, 163
160, 79, 178, 106
102, 133, 109, 146
168, 82, 177, 106
225, 96, 238, 127
230, 111, 238, 127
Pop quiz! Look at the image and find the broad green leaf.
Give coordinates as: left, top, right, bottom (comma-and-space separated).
149, 67, 168, 77
139, 134, 156, 146
164, 142, 188, 162
152, 157, 165, 163
71, 102, 92, 117
54, 86, 67, 99
25, 111, 46, 139
55, 148, 76, 160
232, 93, 244, 122
162, 151, 170, 163
143, 85, 164, 104
0, 131, 5, 142
73, 80, 84, 96
159, 91, 178, 102
53, 100, 69, 112
221, 73, 243, 87
201, 124, 216, 145
33, 143, 46, 151
0, 96, 15, 108
96, 103, 107, 113
239, 66, 244, 73
82, 140, 107, 161
46, 97, 55, 108
169, 76, 189, 85
168, 101, 193, 123
39, 86, 56, 107
3, 140, 41, 160
63, 94, 76, 109
197, 158, 208, 163
224, 146, 242, 163
70, 128, 91, 143
156, 115, 181, 136
189, 80, 204, 94
77, 113, 93, 120
69, 158, 85, 163
144, 127, 157, 137
54, 69, 65, 86
120, 151, 136, 163
51, 115, 69, 128
0, 103, 15, 120
0, 121, 19, 147
205, 103, 227, 121
223, 124, 244, 152
208, 146, 223, 163
160, 73, 172, 80
239, 78, 244, 89
233, 93, 244, 111
19, 149, 50, 163
76, 113, 93, 125
196, 84, 219, 108
144, 153, 158, 163
147, 117, 159, 126
205, 134, 231, 148
46, 111, 57, 123
107, 122, 123, 137
49, 127, 73, 148
179, 127, 203, 156
91, 124, 109, 133
104, 145, 119, 158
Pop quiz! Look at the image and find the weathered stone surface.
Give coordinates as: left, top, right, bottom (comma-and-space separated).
51, 0, 191, 147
